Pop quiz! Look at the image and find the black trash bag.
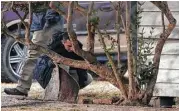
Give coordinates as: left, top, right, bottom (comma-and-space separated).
33, 55, 55, 89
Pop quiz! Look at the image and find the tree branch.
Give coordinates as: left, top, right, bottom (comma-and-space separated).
11, 6, 24, 22
86, 2, 95, 53
96, 27, 128, 99
125, 1, 136, 99
22, 10, 29, 20
74, 2, 87, 16
1, 15, 20, 40
50, 1, 87, 20
111, 2, 126, 33
121, 15, 126, 34
115, 2, 122, 74
49, 1, 67, 20
17, 22, 22, 37
2, 22, 25, 43
28, 1, 32, 25
1, 2, 12, 13
24, 1, 32, 44
11, 2, 32, 45
67, 1, 97, 64
161, 12, 165, 33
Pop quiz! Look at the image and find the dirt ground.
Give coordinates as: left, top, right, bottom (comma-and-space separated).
1, 81, 179, 111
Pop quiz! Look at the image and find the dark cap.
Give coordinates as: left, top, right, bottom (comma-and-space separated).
60, 32, 69, 42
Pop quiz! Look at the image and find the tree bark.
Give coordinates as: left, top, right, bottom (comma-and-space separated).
143, 1, 176, 104
49, 1, 67, 20
97, 28, 128, 99
116, 2, 122, 74
11, 2, 32, 45
66, 2, 97, 64
125, 2, 136, 99
86, 2, 95, 54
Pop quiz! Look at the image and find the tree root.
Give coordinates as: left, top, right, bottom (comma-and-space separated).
112, 97, 149, 107
112, 97, 124, 105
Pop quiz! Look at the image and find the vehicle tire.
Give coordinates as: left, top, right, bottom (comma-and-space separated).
1, 35, 28, 83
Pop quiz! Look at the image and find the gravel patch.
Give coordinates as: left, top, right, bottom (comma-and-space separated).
1, 81, 121, 100
2, 81, 179, 111
1, 81, 120, 107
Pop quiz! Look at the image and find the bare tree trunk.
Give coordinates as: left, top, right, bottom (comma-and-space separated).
97, 28, 128, 99
125, 2, 136, 99
86, 2, 95, 53
74, 2, 87, 16
23, 2, 32, 45
49, 1, 67, 20
116, 2, 122, 74
161, 12, 165, 33
67, 2, 97, 63
143, 1, 176, 104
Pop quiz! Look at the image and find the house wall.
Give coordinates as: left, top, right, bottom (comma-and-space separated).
140, 1, 179, 97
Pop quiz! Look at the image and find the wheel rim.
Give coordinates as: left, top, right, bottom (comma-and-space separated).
8, 41, 28, 78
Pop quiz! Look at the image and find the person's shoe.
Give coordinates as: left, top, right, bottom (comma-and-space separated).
4, 88, 28, 96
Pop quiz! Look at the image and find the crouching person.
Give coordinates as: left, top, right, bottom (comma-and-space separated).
43, 32, 93, 103
61, 32, 93, 89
